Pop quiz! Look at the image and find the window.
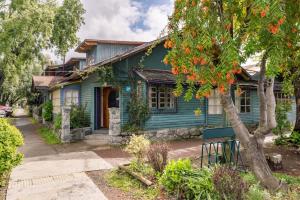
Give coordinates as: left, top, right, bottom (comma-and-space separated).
235, 90, 251, 113
149, 86, 175, 111
208, 89, 223, 114
64, 90, 79, 106
274, 92, 291, 103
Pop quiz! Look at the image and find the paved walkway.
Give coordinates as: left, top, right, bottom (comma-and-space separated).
15, 118, 58, 158
7, 118, 111, 200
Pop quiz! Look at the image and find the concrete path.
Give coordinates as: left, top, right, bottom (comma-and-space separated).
15, 117, 58, 158
7, 117, 111, 200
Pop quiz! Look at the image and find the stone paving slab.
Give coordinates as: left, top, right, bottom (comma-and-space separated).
10, 151, 113, 182
7, 172, 107, 200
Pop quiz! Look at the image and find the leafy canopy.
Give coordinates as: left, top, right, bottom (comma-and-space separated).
0, 0, 85, 105
165, 0, 299, 101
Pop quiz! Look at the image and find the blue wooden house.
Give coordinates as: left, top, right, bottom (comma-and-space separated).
50, 38, 295, 143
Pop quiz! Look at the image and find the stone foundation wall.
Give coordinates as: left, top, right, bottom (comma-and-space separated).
109, 107, 121, 136
110, 127, 203, 145
32, 106, 42, 123
57, 127, 92, 142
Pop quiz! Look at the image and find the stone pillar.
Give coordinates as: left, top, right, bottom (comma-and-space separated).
109, 107, 121, 136
61, 106, 71, 143
42, 107, 46, 125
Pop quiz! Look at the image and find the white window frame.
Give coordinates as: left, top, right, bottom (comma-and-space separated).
149, 86, 175, 110
208, 89, 223, 114
64, 89, 79, 106
235, 89, 251, 113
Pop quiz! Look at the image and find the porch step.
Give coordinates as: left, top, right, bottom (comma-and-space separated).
84, 134, 111, 146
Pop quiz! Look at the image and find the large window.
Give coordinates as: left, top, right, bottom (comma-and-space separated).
64, 89, 79, 106
208, 89, 223, 114
235, 90, 251, 113
149, 86, 175, 111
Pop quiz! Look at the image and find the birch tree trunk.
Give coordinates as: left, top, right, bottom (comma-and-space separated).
220, 53, 285, 191
220, 91, 283, 190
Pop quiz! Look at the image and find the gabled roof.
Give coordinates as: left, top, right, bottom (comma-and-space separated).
75, 39, 146, 53
32, 76, 64, 90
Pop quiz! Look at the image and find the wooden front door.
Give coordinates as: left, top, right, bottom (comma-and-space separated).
103, 87, 119, 128
103, 88, 110, 128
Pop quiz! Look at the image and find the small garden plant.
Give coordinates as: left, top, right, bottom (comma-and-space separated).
125, 134, 150, 165
147, 143, 169, 173
42, 101, 53, 122
0, 119, 24, 186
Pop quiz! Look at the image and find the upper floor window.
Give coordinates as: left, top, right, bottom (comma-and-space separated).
208, 89, 223, 114
64, 90, 79, 106
148, 86, 176, 111
235, 90, 251, 113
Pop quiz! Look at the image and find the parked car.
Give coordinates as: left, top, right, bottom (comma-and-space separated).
0, 109, 5, 117
0, 105, 13, 117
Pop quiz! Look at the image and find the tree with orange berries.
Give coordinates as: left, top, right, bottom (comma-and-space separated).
165, 0, 299, 190
276, 1, 300, 133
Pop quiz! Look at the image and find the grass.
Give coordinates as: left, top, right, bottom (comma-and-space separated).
242, 172, 300, 186
38, 127, 61, 145
104, 170, 159, 200
30, 117, 38, 125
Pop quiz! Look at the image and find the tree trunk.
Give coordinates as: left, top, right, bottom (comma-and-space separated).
293, 80, 300, 131
220, 91, 283, 191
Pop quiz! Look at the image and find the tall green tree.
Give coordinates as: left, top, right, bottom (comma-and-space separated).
165, 0, 299, 190
51, 0, 85, 62
0, 0, 85, 105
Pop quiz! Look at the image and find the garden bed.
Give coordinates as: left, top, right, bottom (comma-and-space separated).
87, 170, 171, 200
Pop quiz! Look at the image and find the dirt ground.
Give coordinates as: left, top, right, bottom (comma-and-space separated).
86, 170, 137, 200
264, 144, 300, 176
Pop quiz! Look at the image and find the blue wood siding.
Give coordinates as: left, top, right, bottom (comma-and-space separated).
97, 44, 137, 63
80, 73, 100, 130
87, 44, 138, 65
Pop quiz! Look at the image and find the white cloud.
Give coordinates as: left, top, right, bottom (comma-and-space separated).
47, 0, 174, 63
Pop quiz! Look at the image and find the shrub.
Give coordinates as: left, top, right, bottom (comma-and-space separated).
42, 101, 53, 121
288, 131, 300, 146
159, 159, 192, 195
125, 134, 150, 164
273, 102, 292, 137
274, 131, 300, 147
0, 119, 24, 186
147, 143, 169, 173
245, 184, 269, 200
125, 94, 149, 131
70, 105, 90, 129
54, 114, 62, 130
212, 165, 248, 200
159, 159, 217, 199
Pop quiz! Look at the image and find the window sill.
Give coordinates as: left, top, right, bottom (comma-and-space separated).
150, 108, 177, 114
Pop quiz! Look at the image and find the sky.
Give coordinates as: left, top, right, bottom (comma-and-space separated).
49, 0, 174, 63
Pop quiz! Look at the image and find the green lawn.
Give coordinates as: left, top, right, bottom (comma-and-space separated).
38, 127, 61, 144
